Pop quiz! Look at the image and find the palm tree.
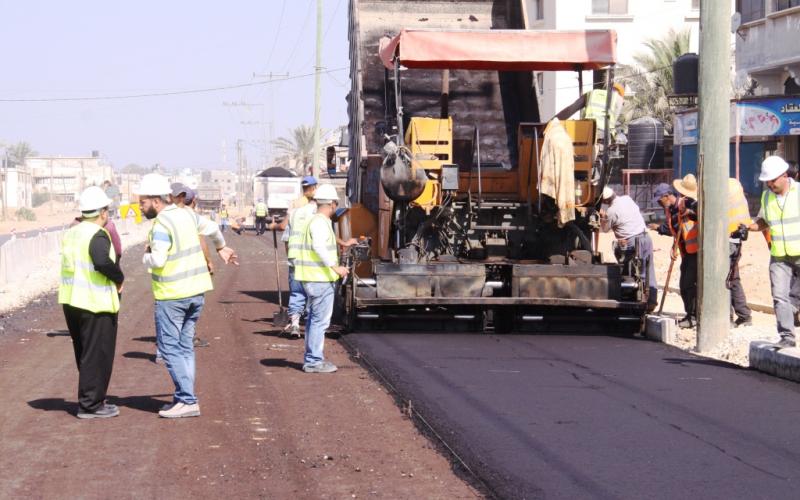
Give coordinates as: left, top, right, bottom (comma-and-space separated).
618, 29, 692, 133
272, 125, 325, 175
5, 141, 37, 166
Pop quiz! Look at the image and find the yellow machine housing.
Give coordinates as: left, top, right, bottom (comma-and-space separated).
404, 117, 453, 212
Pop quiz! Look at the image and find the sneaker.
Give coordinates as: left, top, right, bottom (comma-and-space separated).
193, 337, 210, 348
775, 338, 796, 349
677, 316, 695, 329
158, 402, 201, 418
160, 402, 177, 411
734, 317, 753, 328
303, 361, 338, 373
77, 404, 120, 419
289, 324, 303, 339
154, 352, 163, 364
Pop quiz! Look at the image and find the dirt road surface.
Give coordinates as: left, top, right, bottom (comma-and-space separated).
0, 232, 479, 499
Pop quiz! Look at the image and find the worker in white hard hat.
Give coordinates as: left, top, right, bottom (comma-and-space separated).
58, 186, 124, 419
748, 156, 800, 348
293, 184, 349, 373
136, 173, 236, 418
599, 186, 657, 311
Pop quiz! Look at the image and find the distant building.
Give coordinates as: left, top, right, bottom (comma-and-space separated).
1, 159, 33, 209
27, 153, 114, 204
524, 0, 703, 120
116, 172, 143, 203
201, 169, 238, 203
326, 126, 350, 176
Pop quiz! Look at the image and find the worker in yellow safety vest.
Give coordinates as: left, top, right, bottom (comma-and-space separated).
136, 173, 238, 418
580, 82, 625, 136
749, 156, 800, 348
255, 199, 268, 235
726, 178, 753, 328
219, 204, 230, 232
58, 186, 124, 419
293, 184, 349, 373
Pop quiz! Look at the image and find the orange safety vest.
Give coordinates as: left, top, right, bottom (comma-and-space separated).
665, 206, 698, 255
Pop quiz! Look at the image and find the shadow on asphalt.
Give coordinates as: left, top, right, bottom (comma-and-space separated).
237, 290, 288, 305
662, 357, 742, 370
107, 394, 173, 413
132, 336, 156, 343
123, 351, 156, 362
253, 329, 284, 337
46, 330, 70, 337
260, 358, 304, 371
27, 398, 77, 414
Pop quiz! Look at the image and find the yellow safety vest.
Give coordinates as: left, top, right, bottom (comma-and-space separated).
149, 207, 213, 300
727, 179, 752, 234
58, 221, 120, 314
762, 182, 800, 258
580, 89, 622, 132
294, 214, 339, 282
287, 204, 317, 261
220, 209, 228, 218
255, 202, 267, 217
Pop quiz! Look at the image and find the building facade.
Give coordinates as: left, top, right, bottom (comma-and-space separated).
201, 169, 238, 202
1, 161, 33, 209
524, 0, 702, 120
27, 154, 114, 204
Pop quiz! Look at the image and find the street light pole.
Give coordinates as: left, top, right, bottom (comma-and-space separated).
696, 0, 732, 353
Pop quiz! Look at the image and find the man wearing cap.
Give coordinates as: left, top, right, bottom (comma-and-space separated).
648, 178, 698, 328
59, 186, 124, 419
137, 174, 236, 418
748, 156, 800, 347
600, 186, 657, 311
293, 184, 349, 373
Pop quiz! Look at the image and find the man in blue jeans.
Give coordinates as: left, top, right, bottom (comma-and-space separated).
137, 173, 238, 417
293, 184, 349, 373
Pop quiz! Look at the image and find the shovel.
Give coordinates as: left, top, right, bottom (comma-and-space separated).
271, 225, 289, 328
657, 236, 680, 316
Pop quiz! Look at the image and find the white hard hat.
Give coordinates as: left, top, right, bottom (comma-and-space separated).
134, 173, 171, 196
313, 184, 339, 202
78, 186, 112, 212
759, 156, 789, 182
601, 186, 615, 200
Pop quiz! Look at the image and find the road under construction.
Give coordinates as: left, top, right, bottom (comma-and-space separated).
1, 232, 800, 499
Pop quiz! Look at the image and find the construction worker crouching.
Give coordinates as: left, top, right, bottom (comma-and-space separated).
599, 186, 657, 311
748, 156, 799, 348
648, 178, 698, 329
136, 173, 235, 418
58, 186, 124, 419
293, 184, 349, 373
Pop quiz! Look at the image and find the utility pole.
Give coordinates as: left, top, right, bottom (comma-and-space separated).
696, 0, 731, 353
236, 139, 245, 209
253, 72, 290, 164
311, 0, 323, 177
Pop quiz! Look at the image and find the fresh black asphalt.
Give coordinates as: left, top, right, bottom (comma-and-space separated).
344, 333, 800, 499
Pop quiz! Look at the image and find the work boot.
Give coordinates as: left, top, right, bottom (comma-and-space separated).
193, 337, 210, 348
303, 361, 338, 373
734, 317, 752, 328
677, 316, 695, 329
158, 402, 201, 418
77, 404, 120, 419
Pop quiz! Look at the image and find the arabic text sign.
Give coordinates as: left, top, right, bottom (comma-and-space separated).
736, 97, 800, 137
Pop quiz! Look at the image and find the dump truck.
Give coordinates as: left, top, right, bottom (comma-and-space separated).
253, 167, 301, 219
340, 0, 647, 334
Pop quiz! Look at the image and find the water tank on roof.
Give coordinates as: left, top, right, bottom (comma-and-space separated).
627, 117, 664, 169
673, 53, 699, 96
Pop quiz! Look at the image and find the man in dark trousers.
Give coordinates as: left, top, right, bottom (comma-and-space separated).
649, 179, 698, 328
58, 186, 124, 419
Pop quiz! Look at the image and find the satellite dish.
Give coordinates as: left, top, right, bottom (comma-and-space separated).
731, 12, 741, 33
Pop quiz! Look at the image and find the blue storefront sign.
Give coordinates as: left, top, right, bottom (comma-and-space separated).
736, 96, 800, 137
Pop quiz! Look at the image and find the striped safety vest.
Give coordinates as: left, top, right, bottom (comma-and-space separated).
762, 182, 800, 258
665, 204, 698, 255
58, 221, 120, 314
255, 202, 267, 217
149, 207, 213, 300
287, 203, 316, 262
293, 214, 339, 282
580, 89, 622, 132
727, 179, 752, 235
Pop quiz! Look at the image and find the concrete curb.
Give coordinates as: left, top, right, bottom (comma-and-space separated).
748, 341, 800, 383
645, 314, 677, 343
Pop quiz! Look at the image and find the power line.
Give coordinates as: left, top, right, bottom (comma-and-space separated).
261, 0, 288, 74
281, 0, 316, 73
299, 0, 345, 71
0, 68, 348, 103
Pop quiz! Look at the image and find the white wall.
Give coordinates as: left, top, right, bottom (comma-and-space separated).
526, 0, 703, 120
735, 6, 800, 94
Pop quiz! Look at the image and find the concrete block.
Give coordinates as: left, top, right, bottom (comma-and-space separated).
749, 341, 800, 382
645, 314, 676, 343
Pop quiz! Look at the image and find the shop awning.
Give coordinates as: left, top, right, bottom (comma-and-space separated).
379, 29, 617, 72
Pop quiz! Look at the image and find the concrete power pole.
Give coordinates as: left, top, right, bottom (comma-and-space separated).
311, 0, 323, 177
236, 139, 244, 209
696, 0, 732, 353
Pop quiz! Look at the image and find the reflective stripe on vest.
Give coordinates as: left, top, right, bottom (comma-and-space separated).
763, 183, 800, 257
727, 181, 752, 234
255, 203, 267, 217
58, 221, 120, 313
580, 89, 621, 131
286, 204, 317, 260
664, 205, 698, 255
293, 214, 338, 282
150, 207, 213, 300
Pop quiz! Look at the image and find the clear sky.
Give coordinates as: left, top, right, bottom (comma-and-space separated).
0, 0, 349, 171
